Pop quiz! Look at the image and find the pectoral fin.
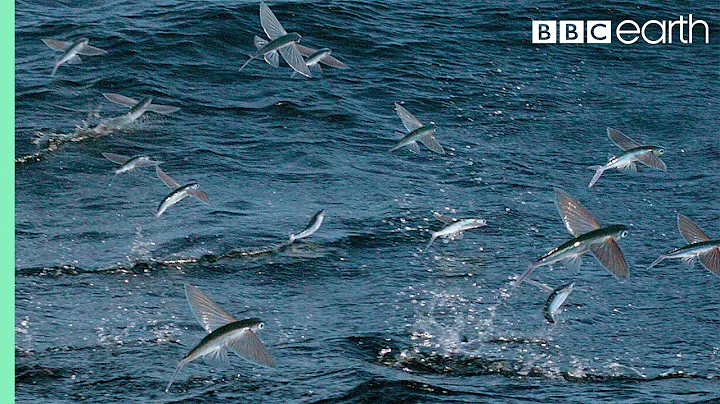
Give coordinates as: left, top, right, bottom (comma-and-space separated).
78, 43, 107, 56
589, 239, 629, 278
189, 189, 210, 204
419, 134, 445, 154
698, 247, 720, 275
102, 152, 130, 165
103, 93, 139, 108
227, 330, 276, 367
607, 127, 641, 151
156, 166, 181, 189
146, 104, 180, 115
677, 214, 710, 244
554, 188, 602, 237
184, 284, 237, 333
42, 38, 72, 51
635, 152, 666, 171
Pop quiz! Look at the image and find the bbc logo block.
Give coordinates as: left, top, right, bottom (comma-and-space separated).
533, 20, 611, 44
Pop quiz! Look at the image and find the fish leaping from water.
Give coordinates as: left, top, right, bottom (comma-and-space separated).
289, 209, 325, 243
102, 153, 161, 175
42, 37, 107, 76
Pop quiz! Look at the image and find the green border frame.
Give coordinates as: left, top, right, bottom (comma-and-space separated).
6, 0, 15, 400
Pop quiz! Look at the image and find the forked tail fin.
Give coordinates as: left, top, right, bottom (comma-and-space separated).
588, 166, 605, 188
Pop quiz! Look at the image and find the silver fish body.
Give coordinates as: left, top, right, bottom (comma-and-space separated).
514, 189, 630, 288
241, 2, 311, 77
305, 48, 331, 67
181, 318, 265, 364
116, 156, 156, 174
155, 183, 200, 217
543, 282, 575, 323
650, 241, 720, 267
588, 127, 666, 187
289, 209, 325, 243
43, 37, 107, 76
126, 96, 154, 121
103, 153, 161, 175
166, 285, 275, 392
252, 32, 301, 58
425, 218, 486, 251
390, 125, 436, 152
647, 214, 720, 275
391, 103, 445, 154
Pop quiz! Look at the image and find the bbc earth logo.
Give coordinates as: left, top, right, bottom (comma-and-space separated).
532, 15, 710, 44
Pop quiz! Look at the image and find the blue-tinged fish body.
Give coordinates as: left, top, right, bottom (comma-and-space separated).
543, 282, 575, 323
605, 146, 663, 168
155, 183, 200, 217
390, 125, 435, 151
663, 240, 720, 258
289, 210, 325, 243
183, 318, 264, 362
127, 96, 153, 121
534, 225, 628, 267
253, 32, 301, 58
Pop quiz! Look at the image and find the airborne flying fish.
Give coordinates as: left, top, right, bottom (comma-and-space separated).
588, 127, 666, 187
543, 282, 575, 323
425, 212, 486, 251
166, 284, 275, 392
154, 166, 209, 217
647, 214, 720, 275
102, 153, 161, 175
103, 93, 180, 125
239, 2, 311, 78
514, 188, 630, 288
289, 209, 325, 243
391, 103, 445, 154
42, 38, 107, 76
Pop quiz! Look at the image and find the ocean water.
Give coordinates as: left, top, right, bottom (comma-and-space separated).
15, 0, 720, 402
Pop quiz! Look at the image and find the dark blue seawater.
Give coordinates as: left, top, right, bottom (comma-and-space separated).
15, 0, 720, 402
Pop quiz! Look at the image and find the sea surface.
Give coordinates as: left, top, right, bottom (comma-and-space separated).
15, 0, 720, 402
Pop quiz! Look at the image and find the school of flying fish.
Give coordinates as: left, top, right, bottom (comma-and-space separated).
29, 0, 716, 394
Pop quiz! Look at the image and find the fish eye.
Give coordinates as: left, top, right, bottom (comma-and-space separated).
258, 322, 264, 329
658, 148, 665, 155
621, 230, 629, 238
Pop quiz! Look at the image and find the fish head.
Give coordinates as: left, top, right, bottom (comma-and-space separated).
187, 183, 200, 190
651, 146, 665, 156
610, 224, 630, 239
564, 282, 575, 293
288, 32, 302, 42
77, 38, 89, 46
245, 318, 265, 333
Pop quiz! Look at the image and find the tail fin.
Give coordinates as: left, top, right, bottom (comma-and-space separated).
647, 255, 666, 270
513, 262, 538, 289
51, 63, 59, 77
424, 234, 438, 252
165, 361, 185, 392
239, 56, 254, 72
588, 166, 605, 188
